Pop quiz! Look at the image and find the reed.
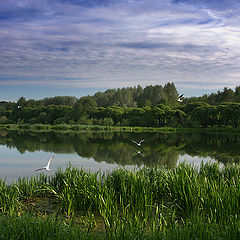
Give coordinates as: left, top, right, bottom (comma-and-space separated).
47, 165, 100, 215
1, 213, 240, 240
1, 162, 240, 239
0, 214, 101, 240
1, 123, 177, 133
0, 179, 21, 215
15, 174, 49, 200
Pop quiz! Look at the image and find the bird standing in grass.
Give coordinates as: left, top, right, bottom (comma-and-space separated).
35, 155, 55, 172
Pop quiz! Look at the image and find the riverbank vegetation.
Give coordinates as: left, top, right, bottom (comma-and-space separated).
1, 162, 240, 239
0, 123, 176, 133
2, 123, 240, 135
1, 83, 240, 129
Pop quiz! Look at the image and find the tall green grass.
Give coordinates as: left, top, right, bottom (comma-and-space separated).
1, 162, 240, 239
0, 214, 101, 240
15, 174, 49, 199
1, 214, 240, 240
0, 179, 21, 215
47, 166, 100, 215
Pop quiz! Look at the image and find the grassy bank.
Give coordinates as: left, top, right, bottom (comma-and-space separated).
2, 123, 240, 134
1, 162, 240, 239
0, 123, 176, 133
176, 126, 240, 134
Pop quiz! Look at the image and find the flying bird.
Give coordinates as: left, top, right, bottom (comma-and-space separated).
35, 155, 55, 172
176, 94, 184, 103
132, 140, 144, 146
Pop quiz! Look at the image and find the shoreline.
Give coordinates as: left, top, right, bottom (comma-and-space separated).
1, 123, 240, 134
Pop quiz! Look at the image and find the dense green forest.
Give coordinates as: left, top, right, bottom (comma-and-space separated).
1, 82, 240, 128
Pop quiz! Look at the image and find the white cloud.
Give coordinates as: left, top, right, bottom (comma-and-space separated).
0, 0, 240, 97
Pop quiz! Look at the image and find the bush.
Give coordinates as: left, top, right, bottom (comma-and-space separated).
0, 116, 8, 124
53, 117, 67, 125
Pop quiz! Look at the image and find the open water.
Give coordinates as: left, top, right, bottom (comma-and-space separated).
1, 130, 239, 183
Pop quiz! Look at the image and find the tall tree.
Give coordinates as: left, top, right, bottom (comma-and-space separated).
235, 86, 240, 103
93, 92, 109, 107
72, 96, 97, 121
164, 82, 179, 102
17, 97, 27, 108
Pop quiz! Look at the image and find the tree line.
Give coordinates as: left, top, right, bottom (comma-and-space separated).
1, 83, 240, 128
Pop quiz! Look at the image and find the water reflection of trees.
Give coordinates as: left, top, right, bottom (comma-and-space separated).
0, 130, 76, 154
181, 133, 240, 164
1, 130, 240, 166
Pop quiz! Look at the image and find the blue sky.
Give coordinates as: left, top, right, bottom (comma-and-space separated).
0, 0, 240, 101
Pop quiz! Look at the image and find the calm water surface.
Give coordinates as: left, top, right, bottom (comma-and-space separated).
1, 130, 240, 183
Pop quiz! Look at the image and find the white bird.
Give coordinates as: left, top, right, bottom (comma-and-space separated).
137, 150, 143, 156
35, 155, 55, 172
133, 150, 144, 157
176, 94, 184, 103
132, 140, 144, 146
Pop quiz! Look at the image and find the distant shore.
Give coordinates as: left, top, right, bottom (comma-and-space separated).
1, 123, 240, 134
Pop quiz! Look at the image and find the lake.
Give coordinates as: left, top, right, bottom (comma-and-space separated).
1, 129, 240, 183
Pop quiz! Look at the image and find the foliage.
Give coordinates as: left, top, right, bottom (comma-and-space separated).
0, 115, 7, 124
72, 97, 97, 121
93, 83, 177, 107
2, 84, 240, 128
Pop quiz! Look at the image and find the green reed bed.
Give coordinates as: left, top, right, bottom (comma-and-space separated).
1, 162, 240, 239
0, 123, 176, 133
0, 179, 21, 215
0, 214, 101, 240
47, 166, 100, 215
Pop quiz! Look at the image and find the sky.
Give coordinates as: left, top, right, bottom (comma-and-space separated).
1, 0, 240, 101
